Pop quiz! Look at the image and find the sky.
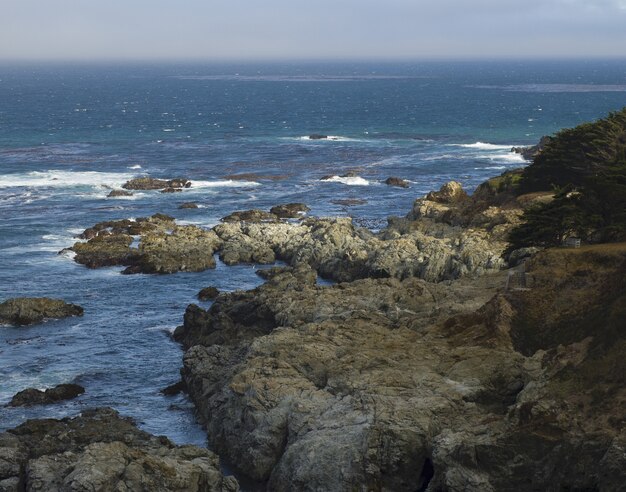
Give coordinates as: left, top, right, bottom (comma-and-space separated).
1, 0, 626, 61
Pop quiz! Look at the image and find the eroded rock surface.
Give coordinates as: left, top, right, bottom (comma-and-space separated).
0, 407, 238, 491
0, 298, 83, 326
69, 214, 222, 274
175, 245, 626, 491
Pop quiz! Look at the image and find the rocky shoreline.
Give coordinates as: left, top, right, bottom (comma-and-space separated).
3, 155, 625, 490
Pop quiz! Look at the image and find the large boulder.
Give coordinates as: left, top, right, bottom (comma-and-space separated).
0, 298, 83, 326
8, 384, 85, 407
0, 407, 238, 491
384, 176, 410, 188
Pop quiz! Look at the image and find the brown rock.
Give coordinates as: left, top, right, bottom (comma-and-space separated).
269, 203, 310, 219
384, 176, 410, 188
0, 298, 83, 326
9, 384, 85, 407
198, 287, 220, 301
107, 190, 133, 198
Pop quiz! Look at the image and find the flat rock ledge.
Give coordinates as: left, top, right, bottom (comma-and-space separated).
0, 407, 239, 492
0, 298, 83, 326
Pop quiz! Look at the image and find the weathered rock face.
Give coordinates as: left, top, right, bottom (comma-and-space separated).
69, 214, 222, 274
122, 177, 190, 190
176, 246, 626, 491
269, 203, 310, 219
8, 384, 85, 407
0, 298, 83, 326
0, 407, 239, 492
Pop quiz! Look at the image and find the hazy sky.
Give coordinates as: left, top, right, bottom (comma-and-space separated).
1, 0, 626, 60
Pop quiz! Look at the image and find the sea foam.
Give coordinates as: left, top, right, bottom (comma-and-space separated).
0, 170, 133, 189
452, 142, 514, 150
321, 175, 370, 186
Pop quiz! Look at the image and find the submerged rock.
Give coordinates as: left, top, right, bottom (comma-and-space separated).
178, 202, 199, 209
8, 384, 85, 407
0, 298, 83, 326
0, 407, 238, 491
308, 134, 328, 140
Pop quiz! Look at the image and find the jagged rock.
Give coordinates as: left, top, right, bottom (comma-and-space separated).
107, 189, 133, 198
8, 384, 85, 407
0, 408, 238, 491
425, 181, 468, 203
0, 298, 83, 326
221, 210, 279, 223
178, 202, 199, 209
198, 287, 220, 301
122, 177, 190, 190
176, 245, 626, 491
511, 135, 552, 160
69, 214, 222, 274
384, 176, 410, 188
269, 203, 310, 219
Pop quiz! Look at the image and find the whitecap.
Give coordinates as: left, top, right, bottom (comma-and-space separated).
0, 170, 133, 189
190, 180, 260, 189
476, 153, 526, 163
451, 142, 514, 150
128, 164, 142, 169
296, 135, 358, 142
321, 175, 370, 186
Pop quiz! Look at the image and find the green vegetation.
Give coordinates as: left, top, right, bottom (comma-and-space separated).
506, 107, 626, 253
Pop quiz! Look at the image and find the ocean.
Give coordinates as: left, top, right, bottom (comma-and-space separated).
1, 60, 625, 445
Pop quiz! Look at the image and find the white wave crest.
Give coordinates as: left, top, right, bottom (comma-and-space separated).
321, 175, 370, 186
0, 170, 133, 189
128, 164, 142, 169
297, 135, 357, 142
452, 142, 514, 150
476, 153, 526, 163
190, 179, 260, 188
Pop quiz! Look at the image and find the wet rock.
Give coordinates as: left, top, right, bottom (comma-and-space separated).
384, 176, 410, 188
198, 287, 220, 301
178, 202, 199, 209
122, 177, 190, 190
221, 209, 279, 223
160, 380, 187, 396
0, 407, 238, 491
107, 189, 133, 198
72, 233, 138, 268
8, 384, 85, 407
308, 134, 328, 140
160, 187, 183, 193
269, 203, 310, 219
0, 298, 83, 326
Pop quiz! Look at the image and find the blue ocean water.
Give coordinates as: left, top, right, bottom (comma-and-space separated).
1, 60, 625, 445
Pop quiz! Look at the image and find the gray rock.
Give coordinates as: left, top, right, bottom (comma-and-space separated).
8, 384, 85, 407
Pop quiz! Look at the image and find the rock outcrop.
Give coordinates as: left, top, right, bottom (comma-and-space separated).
0, 298, 83, 326
8, 384, 85, 407
0, 407, 238, 491
198, 287, 220, 301
107, 189, 133, 198
511, 135, 552, 160
122, 177, 191, 190
69, 214, 222, 274
269, 203, 310, 219
175, 244, 626, 491
384, 176, 410, 188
